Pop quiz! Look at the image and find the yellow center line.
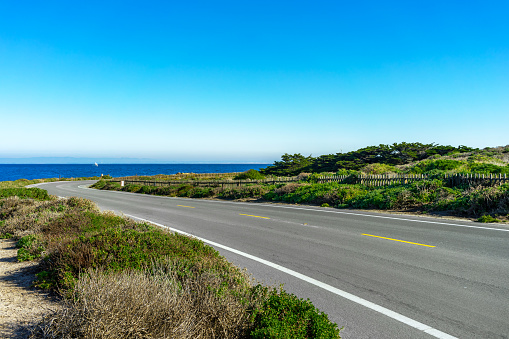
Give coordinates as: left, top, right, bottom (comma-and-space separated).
362, 233, 435, 248
239, 213, 270, 219
177, 205, 195, 208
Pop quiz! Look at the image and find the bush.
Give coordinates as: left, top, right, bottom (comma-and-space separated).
447, 184, 509, 217
92, 180, 122, 190
360, 163, 397, 174
409, 159, 464, 174
234, 169, 266, 180
43, 225, 236, 290
0, 232, 13, 239
0, 188, 51, 200
217, 185, 271, 199
17, 234, 45, 262
91, 179, 107, 189
467, 163, 509, 174
249, 288, 341, 339
477, 215, 501, 223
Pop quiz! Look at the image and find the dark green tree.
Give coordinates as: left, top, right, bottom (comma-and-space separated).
260, 153, 314, 176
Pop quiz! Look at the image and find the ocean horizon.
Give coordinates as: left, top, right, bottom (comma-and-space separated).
0, 164, 272, 182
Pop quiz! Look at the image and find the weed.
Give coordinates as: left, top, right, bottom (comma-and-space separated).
477, 215, 501, 223
0, 232, 13, 239
16, 234, 45, 261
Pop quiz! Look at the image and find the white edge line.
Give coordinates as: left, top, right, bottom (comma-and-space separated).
124, 213, 458, 339
28, 182, 508, 232
75, 183, 509, 232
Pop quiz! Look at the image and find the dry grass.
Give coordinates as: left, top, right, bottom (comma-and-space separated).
31, 263, 264, 339
0, 196, 100, 238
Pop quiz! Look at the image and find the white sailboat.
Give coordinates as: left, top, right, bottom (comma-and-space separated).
94, 162, 98, 167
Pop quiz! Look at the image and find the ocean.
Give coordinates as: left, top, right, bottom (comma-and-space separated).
0, 164, 271, 182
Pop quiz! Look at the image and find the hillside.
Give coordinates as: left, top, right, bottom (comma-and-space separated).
260, 143, 509, 176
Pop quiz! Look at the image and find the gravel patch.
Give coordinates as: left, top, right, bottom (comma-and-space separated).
0, 239, 59, 338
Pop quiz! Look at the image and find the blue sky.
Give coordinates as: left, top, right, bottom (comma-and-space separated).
1, 1, 508, 163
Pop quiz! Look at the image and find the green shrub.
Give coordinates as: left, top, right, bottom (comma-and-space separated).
34, 270, 57, 290
477, 215, 501, 223
91, 180, 107, 189
0, 232, 13, 239
0, 188, 51, 200
234, 169, 266, 180
189, 187, 215, 198
360, 163, 397, 174
444, 184, 509, 217
409, 159, 464, 174
139, 185, 156, 195
123, 184, 142, 192
218, 185, 271, 199
45, 226, 234, 290
249, 289, 341, 339
17, 234, 45, 262
467, 163, 509, 174
93, 180, 122, 190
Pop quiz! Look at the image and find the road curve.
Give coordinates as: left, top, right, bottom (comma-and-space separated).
33, 181, 509, 338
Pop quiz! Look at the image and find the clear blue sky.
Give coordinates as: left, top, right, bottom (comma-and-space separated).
1, 1, 508, 163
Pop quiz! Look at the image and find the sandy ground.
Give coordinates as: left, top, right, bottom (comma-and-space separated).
0, 239, 59, 338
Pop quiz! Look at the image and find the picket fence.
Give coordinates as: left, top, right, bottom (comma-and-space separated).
115, 172, 243, 181
316, 173, 509, 187
116, 177, 300, 189
112, 173, 508, 189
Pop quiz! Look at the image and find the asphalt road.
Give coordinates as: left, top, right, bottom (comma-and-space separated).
34, 181, 509, 338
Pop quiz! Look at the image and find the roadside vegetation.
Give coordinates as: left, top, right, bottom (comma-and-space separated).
260, 142, 509, 176
0, 177, 104, 190
92, 143, 509, 222
0, 187, 341, 338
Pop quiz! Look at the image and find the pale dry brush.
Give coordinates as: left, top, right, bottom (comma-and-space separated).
31, 262, 265, 339
0, 196, 100, 237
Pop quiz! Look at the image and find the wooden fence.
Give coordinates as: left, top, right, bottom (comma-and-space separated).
112, 173, 509, 189
116, 177, 300, 189
443, 173, 509, 187
115, 172, 243, 181
316, 173, 509, 187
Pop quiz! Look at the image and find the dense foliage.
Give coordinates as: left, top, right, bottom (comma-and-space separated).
234, 169, 266, 180
0, 187, 51, 200
262, 181, 509, 221
261, 142, 478, 175
250, 289, 340, 338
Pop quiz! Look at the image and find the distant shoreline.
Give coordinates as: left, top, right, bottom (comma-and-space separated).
0, 164, 271, 182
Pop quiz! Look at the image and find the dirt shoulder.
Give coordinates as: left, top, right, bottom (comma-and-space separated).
0, 239, 59, 338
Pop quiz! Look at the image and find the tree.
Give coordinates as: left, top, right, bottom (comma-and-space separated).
260, 153, 314, 176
